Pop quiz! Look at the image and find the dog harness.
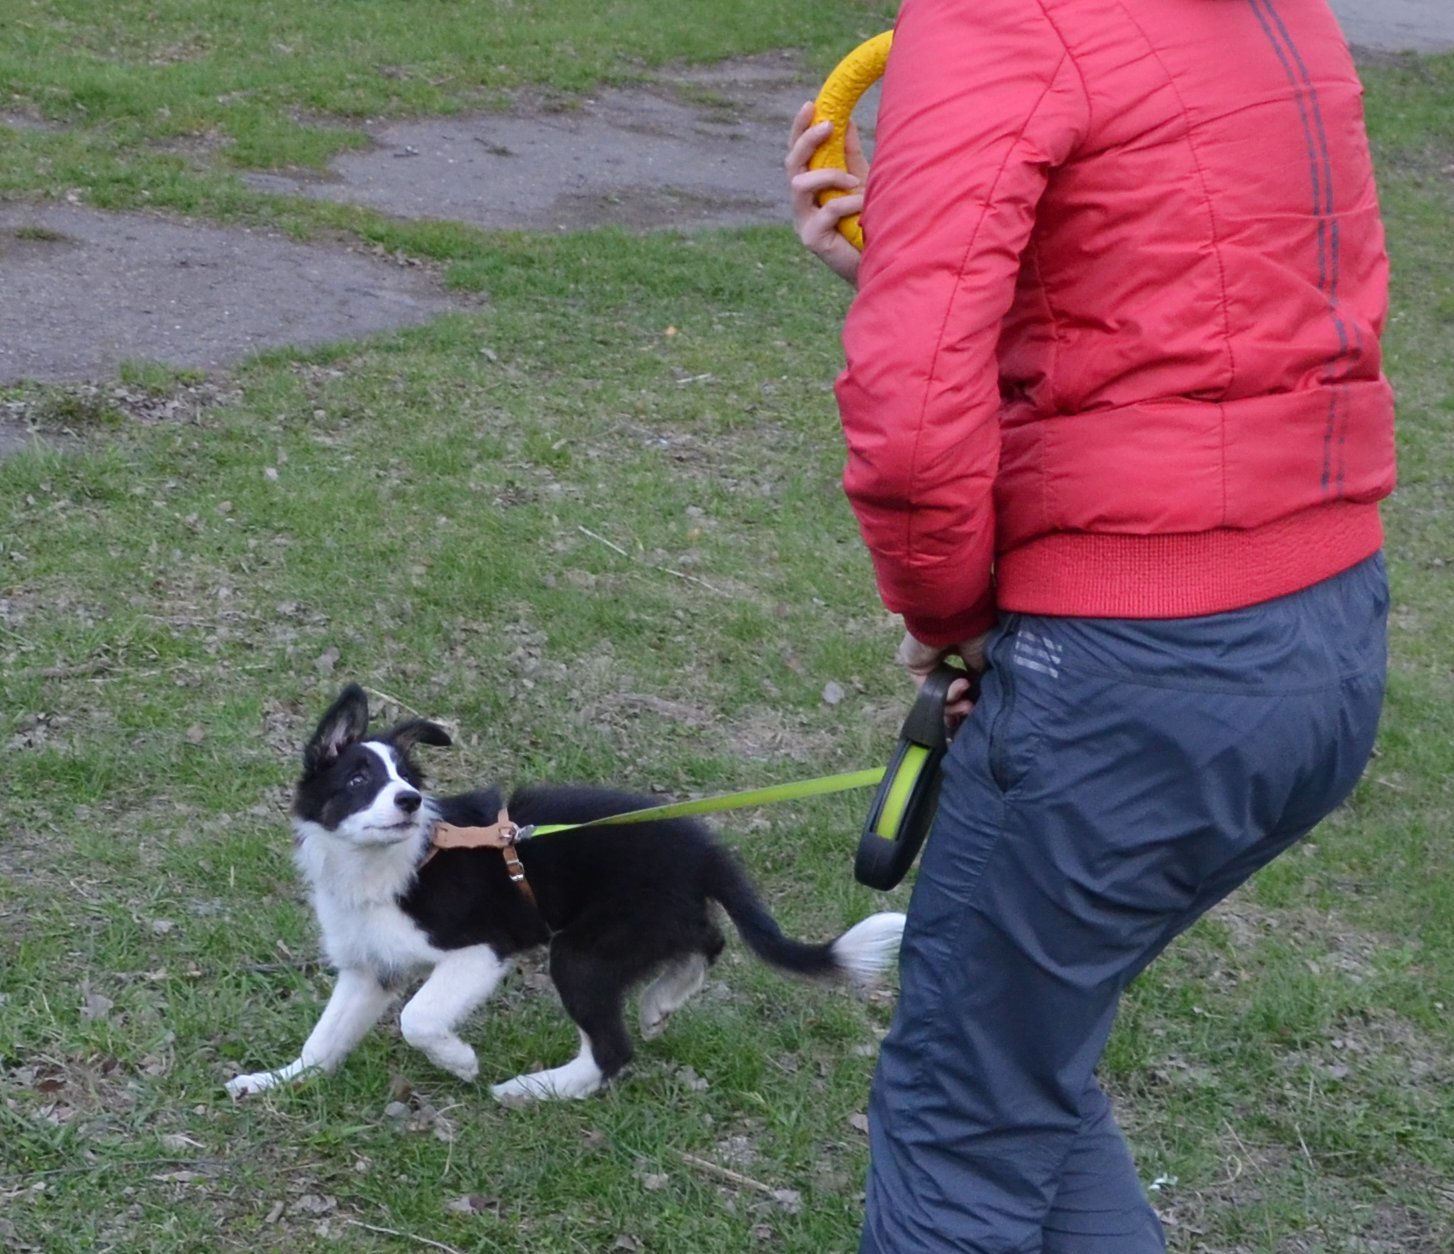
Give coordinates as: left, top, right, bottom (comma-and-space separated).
421, 808, 536, 906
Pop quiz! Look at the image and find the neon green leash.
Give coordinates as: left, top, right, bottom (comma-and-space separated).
527, 766, 888, 837
518, 663, 971, 892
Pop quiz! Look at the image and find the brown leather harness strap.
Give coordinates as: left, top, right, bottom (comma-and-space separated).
418, 808, 537, 907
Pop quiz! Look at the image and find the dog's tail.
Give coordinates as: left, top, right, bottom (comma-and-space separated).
705, 849, 905, 985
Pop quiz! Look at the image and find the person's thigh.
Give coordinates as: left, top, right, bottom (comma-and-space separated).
862, 558, 1388, 1253
863, 648, 1187, 1251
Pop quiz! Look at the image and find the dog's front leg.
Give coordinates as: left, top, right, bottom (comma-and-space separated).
398, 945, 510, 1081
226, 967, 395, 1097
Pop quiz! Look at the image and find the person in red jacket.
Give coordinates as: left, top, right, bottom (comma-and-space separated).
788, 0, 1393, 1249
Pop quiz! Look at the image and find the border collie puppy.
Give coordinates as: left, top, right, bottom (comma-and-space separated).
226, 684, 906, 1104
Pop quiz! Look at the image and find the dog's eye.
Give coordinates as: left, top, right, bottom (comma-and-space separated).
347, 770, 369, 789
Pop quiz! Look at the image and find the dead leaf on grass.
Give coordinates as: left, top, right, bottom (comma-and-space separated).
444, 1193, 499, 1216
0, 1218, 36, 1252
79, 991, 115, 1021
383, 1096, 458, 1142
674, 1065, 709, 1092
771, 1188, 803, 1214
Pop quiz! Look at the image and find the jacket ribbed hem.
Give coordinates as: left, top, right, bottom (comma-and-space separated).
996, 503, 1384, 620
902, 590, 999, 649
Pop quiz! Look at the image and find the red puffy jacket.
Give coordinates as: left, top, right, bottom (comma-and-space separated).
836, 0, 1396, 646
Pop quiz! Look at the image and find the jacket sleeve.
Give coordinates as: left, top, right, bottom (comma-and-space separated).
835, 0, 1087, 646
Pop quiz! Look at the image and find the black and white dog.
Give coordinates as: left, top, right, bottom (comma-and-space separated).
226, 685, 905, 1104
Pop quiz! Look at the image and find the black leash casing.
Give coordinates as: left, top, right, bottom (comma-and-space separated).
855, 664, 972, 891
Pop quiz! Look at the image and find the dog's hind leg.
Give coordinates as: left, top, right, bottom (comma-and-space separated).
491, 938, 633, 1105
226, 967, 394, 1097
491, 1026, 610, 1107
638, 952, 708, 1040
399, 945, 510, 1082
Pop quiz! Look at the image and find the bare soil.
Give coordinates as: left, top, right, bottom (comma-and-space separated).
1, 18, 1443, 446
0, 206, 464, 386
0, 55, 864, 453
243, 54, 837, 235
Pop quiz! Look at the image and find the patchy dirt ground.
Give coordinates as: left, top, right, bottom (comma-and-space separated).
0, 206, 465, 385
0, 12, 1445, 437
0, 54, 862, 453
244, 55, 843, 235
1329, 0, 1454, 53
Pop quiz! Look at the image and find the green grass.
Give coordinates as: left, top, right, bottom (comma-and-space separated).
2, 8, 1453, 1252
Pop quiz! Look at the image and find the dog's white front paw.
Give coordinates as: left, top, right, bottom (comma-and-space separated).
439, 1049, 479, 1082
407, 1034, 479, 1081
225, 1070, 281, 1098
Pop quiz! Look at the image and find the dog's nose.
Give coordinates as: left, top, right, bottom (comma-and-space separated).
396, 791, 421, 814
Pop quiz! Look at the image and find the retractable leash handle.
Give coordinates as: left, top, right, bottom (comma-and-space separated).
855, 663, 975, 891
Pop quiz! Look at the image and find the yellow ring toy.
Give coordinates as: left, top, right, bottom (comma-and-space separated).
809, 30, 893, 251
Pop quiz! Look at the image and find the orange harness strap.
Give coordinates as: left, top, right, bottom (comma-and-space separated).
419, 808, 536, 907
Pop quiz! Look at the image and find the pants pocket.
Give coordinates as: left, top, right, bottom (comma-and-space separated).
983, 613, 1049, 797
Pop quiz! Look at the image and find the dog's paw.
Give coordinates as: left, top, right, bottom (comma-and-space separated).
225, 1070, 280, 1098
407, 1034, 479, 1081
490, 1067, 602, 1106
638, 954, 708, 1040
490, 1077, 540, 1108
439, 1052, 480, 1083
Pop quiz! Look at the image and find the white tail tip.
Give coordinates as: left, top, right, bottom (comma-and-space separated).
831, 912, 906, 984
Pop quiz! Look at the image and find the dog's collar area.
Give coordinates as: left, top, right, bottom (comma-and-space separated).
420, 809, 537, 906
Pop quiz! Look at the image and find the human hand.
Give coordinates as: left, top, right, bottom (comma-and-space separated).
895, 631, 988, 726
786, 99, 868, 286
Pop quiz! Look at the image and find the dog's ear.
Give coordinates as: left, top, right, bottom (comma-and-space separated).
304, 684, 371, 773
386, 719, 453, 755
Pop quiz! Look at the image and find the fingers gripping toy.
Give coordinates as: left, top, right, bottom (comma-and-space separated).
808, 30, 893, 250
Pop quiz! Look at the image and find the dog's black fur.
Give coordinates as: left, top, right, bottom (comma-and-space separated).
396, 781, 854, 1082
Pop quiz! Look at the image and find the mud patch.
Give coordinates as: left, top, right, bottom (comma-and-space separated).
1, 57, 862, 398
1329, 0, 1454, 53
0, 204, 467, 386
0, 111, 58, 133
3, 377, 240, 446
245, 55, 877, 234
0, 422, 42, 458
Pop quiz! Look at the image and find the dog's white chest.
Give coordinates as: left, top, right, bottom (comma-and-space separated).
313, 892, 442, 976
293, 828, 444, 978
